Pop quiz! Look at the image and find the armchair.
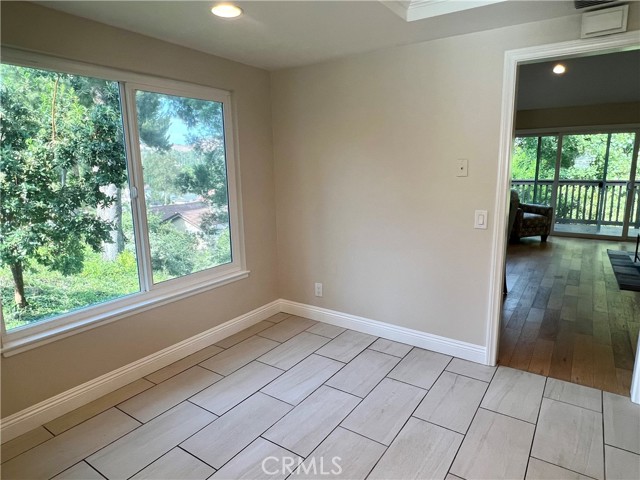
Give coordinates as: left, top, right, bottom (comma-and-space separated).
509, 190, 553, 242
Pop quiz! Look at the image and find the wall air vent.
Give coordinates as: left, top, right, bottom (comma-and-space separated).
574, 1, 615, 9
581, 4, 629, 37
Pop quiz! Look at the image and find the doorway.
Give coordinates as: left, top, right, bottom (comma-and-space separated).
486, 32, 640, 403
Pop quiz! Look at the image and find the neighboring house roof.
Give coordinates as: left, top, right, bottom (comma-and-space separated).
149, 202, 210, 230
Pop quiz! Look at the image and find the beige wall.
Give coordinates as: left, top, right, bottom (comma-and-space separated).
516, 102, 640, 130
3, 1, 639, 418
271, 13, 639, 346
1, 2, 278, 416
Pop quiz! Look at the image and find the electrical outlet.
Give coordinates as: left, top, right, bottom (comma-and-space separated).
315, 282, 323, 297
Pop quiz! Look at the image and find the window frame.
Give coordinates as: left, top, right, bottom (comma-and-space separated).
0, 48, 248, 355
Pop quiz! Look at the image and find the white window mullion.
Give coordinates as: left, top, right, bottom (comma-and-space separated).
221, 100, 246, 271
120, 83, 154, 292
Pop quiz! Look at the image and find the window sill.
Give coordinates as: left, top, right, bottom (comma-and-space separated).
1, 269, 250, 356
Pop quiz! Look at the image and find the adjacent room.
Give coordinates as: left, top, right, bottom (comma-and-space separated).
1, 1, 639, 479
500, 50, 640, 395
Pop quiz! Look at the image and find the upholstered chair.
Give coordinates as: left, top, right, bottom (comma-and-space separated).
509, 189, 553, 242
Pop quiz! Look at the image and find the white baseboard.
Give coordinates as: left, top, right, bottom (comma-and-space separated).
280, 299, 487, 364
0, 299, 280, 442
2, 297, 488, 442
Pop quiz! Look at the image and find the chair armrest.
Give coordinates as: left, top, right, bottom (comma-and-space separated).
511, 208, 524, 237
521, 203, 553, 217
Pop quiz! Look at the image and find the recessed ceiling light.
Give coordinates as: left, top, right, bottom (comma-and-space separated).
211, 3, 243, 18
552, 64, 566, 75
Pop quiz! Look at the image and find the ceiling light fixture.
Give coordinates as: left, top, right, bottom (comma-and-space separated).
552, 64, 566, 75
211, 3, 243, 18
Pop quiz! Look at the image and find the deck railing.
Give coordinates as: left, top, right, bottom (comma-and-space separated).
511, 179, 640, 229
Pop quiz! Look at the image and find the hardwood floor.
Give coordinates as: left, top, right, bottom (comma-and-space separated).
499, 236, 639, 396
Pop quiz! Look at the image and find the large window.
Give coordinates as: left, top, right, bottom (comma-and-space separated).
134, 90, 232, 284
511, 130, 639, 238
0, 52, 245, 347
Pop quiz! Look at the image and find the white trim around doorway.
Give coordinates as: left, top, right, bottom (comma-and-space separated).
486, 31, 640, 403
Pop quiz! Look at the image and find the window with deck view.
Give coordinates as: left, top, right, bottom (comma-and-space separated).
511, 132, 639, 239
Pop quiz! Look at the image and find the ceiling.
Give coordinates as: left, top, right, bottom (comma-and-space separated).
36, 1, 577, 70
517, 49, 640, 110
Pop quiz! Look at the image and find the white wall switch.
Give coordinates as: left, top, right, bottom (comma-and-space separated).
456, 158, 468, 177
474, 210, 488, 229
315, 282, 323, 297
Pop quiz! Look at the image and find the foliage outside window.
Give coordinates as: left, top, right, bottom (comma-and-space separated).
511, 131, 638, 237
1, 61, 238, 334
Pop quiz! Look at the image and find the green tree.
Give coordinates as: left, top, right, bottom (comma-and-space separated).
137, 91, 172, 151
142, 149, 185, 205
0, 65, 126, 307
170, 98, 230, 225
146, 214, 199, 277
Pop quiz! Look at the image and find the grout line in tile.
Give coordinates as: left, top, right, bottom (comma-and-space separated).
320, 383, 366, 399
196, 337, 283, 376
337, 425, 389, 448
312, 351, 348, 363
185, 399, 219, 417
253, 330, 336, 371
253, 359, 286, 371
263, 384, 364, 466
117, 369, 223, 424
4, 406, 144, 475
602, 442, 640, 456
378, 374, 432, 392
361, 363, 436, 479
259, 390, 296, 407
258, 434, 309, 462
412, 417, 469, 437
541, 393, 602, 413
182, 393, 293, 475
52, 409, 147, 478
446, 361, 501, 478
363, 349, 402, 362
283, 382, 366, 463
143, 348, 228, 385
442, 369, 492, 385
113, 405, 145, 425
85, 460, 108, 479
367, 343, 413, 359
255, 331, 284, 341
324, 348, 406, 401
529, 455, 600, 480
475, 406, 538, 426
38, 379, 156, 438
121, 411, 220, 480
0, 432, 52, 465
522, 376, 547, 480
176, 444, 217, 472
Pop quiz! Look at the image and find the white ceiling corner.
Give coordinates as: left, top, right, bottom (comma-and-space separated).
381, 0, 509, 22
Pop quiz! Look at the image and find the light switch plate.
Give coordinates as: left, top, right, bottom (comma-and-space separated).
456, 159, 468, 177
474, 210, 488, 229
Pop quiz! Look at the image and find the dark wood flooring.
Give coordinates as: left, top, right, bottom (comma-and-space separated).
499, 236, 639, 396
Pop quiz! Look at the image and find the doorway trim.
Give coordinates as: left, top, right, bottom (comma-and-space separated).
486, 31, 640, 402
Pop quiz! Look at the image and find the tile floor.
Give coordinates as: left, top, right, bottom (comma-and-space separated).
2, 313, 639, 480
